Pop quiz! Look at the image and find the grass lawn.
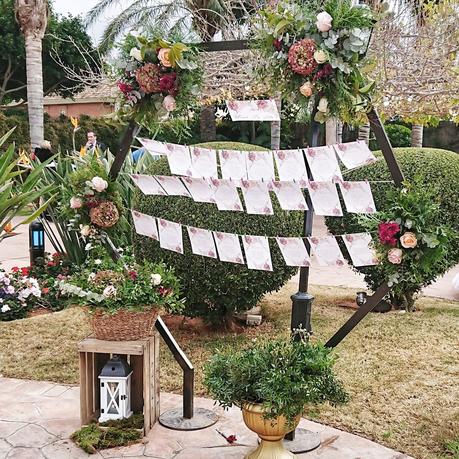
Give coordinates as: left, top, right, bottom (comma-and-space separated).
0, 282, 458, 459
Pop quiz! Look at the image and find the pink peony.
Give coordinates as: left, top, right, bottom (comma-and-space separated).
316, 11, 333, 32
70, 197, 83, 209
162, 95, 177, 112
388, 248, 403, 264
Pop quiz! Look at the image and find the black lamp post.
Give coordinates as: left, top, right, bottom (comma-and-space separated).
29, 220, 45, 265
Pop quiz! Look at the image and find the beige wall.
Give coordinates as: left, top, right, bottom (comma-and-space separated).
44, 102, 114, 118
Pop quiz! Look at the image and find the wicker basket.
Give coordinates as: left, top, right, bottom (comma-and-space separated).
91, 308, 159, 341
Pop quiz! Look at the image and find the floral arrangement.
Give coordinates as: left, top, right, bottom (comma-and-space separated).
361, 182, 456, 310
114, 34, 202, 133
58, 256, 184, 314
251, 0, 376, 123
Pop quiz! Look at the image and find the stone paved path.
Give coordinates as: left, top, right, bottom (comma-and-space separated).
0, 377, 413, 459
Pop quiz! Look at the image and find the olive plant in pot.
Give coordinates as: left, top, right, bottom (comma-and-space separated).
58, 255, 183, 340
204, 338, 348, 459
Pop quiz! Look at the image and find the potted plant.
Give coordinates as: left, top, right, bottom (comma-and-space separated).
58, 256, 183, 340
204, 338, 348, 459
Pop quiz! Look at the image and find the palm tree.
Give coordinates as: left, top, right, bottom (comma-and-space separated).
15, 0, 48, 149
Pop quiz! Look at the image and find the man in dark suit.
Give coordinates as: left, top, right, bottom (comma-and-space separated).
85, 131, 106, 154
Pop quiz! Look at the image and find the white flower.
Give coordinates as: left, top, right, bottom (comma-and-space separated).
80, 225, 91, 237
103, 285, 117, 298
6, 285, 15, 295
70, 197, 83, 209
85, 243, 93, 251
1, 305, 11, 313
316, 11, 333, 32
314, 49, 328, 64
129, 47, 143, 62
317, 97, 329, 113
151, 274, 162, 286
215, 108, 228, 119
90, 176, 108, 193
94, 259, 102, 265
162, 95, 176, 112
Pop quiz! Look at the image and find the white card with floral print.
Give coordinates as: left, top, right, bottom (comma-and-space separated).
339, 181, 376, 214
187, 226, 217, 259
154, 176, 191, 198
241, 180, 273, 215
131, 210, 158, 240
165, 143, 192, 177
334, 141, 377, 169
219, 150, 247, 183
245, 151, 275, 181
211, 179, 243, 212
226, 99, 280, 121
270, 181, 308, 211
242, 235, 273, 271
308, 236, 346, 267
305, 146, 342, 182
213, 231, 245, 264
307, 182, 343, 216
130, 174, 167, 196
276, 237, 311, 267
190, 147, 218, 179
342, 233, 379, 267
158, 218, 183, 254
138, 138, 169, 155
273, 149, 308, 182
182, 177, 215, 203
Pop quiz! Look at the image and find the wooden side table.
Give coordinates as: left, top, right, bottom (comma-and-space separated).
78, 333, 160, 434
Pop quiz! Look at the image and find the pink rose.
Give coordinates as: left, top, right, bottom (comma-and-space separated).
70, 197, 83, 209
316, 11, 333, 32
400, 232, 417, 249
388, 248, 403, 264
158, 48, 173, 67
163, 95, 176, 112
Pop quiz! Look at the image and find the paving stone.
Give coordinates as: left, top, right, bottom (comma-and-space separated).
41, 439, 93, 459
7, 424, 56, 448
0, 403, 40, 423
6, 447, 45, 459
99, 443, 145, 457
0, 422, 27, 439
143, 435, 181, 459
38, 418, 81, 439
33, 398, 80, 421
59, 387, 80, 401
0, 439, 11, 458
173, 445, 253, 459
43, 385, 70, 398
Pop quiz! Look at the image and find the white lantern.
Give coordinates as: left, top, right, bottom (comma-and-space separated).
98, 355, 133, 422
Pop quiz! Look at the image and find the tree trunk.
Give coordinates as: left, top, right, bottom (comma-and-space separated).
24, 34, 44, 149
358, 123, 371, 145
199, 104, 216, 142
326, 118, 342, 145
411, 124, 423, 147
270, 97, 282, 150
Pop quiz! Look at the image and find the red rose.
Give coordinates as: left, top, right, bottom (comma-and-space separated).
21, 267, 30, 276
158, 287, 172, 297
129, 270, 138, 281
11, 267, 19, 273
159, 72, 177, 94
226, 435, 237, 444
117, 81, 133, 95
273, 39, 282, 51
47, 261, 55, 267
378, 222, 400, 246
42, 287, 50, 294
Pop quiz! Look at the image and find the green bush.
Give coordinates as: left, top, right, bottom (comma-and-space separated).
326, 147, 459, 299
133, 142, 303, 325
369, 124, 411, 151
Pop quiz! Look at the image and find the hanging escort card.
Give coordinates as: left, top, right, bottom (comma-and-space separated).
242, 235, 273, 271
187, 226, 217, 258
342, 233, 379, 267
211, 179, 243, 211
130, 174, 166, 196
131, 210, 158, 240
276, 237, 311, 267
270, 181, 308, 211
190, 147, 218, 179
155, 176, 191, 197
339, 181, 377, 214
158, 218, 183, 254
138, 138, 170, 156
213, 231, 245, 264
305, 146, 342, 182
182, 177, 215, 203
241, 180, 273, 215
219, 149, 248, 183
307, 182, 343, 216
273, 149, 309, 183
245, 151, 275, 181
334, 141, 377, 169
166, 143, 192, 177
308, 236, 346, 267
226, 99, 280, 121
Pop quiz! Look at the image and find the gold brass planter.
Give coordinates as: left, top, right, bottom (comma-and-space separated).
242, 402, 301, 459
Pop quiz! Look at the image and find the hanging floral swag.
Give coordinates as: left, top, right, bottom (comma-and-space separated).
251, 0, 377, 123
113, 34, 203, 136
359, 182, 457, 311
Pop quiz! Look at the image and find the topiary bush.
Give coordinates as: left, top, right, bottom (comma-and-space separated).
133, 142, 303, 326
369, 124, 411, 150
326, 147, 459, 304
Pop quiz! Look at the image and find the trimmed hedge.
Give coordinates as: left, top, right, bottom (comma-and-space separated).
133, 142, 303, 325
369, 124, 411, 150
326, 147, 459, 294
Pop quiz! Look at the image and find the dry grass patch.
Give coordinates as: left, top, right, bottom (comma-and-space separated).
0, 283, 458, 459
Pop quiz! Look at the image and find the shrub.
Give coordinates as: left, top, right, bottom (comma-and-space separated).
369, 124, 411, 150
133, 142, 303, 326
326, 147, 459, 303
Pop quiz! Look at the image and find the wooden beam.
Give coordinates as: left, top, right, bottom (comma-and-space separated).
197, 40, 249, 52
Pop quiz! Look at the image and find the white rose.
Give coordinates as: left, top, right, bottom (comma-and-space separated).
88, 273, 96, 281
316, 11, 333, 32
103, 285, 117, 298
94, 259, 102, 265
6, 285, 15, 294
318, 97, 329, 113
162, 95, 176, 112
70, 197, 83, 209
80, 225, 91, 237
314, 50, 328, 64
151, 274, 162, 286
1, 305, 11, 313
91, 176, 108, 193
129, 47, 143, 62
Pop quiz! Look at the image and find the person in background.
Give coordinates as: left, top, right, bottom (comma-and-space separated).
33, 140, 53, 162
85, 131, 106, 154
132, 147, 146, 164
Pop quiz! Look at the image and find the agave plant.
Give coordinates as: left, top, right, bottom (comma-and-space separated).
0, 129, 55, 243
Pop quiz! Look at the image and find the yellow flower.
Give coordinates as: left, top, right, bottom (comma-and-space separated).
4, 222, 13, 233
70, 116, 79, 130
80, 146, 87, 157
